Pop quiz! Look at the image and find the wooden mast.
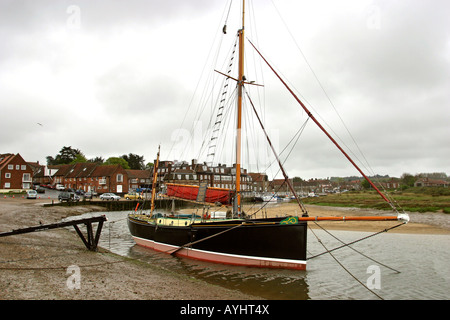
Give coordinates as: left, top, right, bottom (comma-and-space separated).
235, 0, 245, 215
150, 145, 160, 215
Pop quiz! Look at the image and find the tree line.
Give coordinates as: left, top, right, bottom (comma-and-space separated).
46, 146, 153, 170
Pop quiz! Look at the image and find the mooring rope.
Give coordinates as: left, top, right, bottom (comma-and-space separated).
307, 222, 404, 274
308, 223, 385, 300
167, 222, 246, 255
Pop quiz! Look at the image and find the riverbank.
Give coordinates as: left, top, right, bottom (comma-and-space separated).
246, 202, 450, 235
0, 198, 260, 300
179, 201, 450, 235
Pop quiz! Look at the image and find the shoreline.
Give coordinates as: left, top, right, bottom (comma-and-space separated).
255, 202, 450, 235
0, 198, 260, 300
1, 198, 448, 300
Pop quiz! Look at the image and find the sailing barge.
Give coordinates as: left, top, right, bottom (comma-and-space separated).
128, 1, 409, 270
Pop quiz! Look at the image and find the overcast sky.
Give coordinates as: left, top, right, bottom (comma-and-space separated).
1, 0, 449, 180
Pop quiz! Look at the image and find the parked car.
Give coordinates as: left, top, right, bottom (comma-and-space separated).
124, 192, 143, 200
56, 184, 65, 191
84, 191, 94, 199
58, 192, 80, 202
26, 190, 37, 199
36, 187, 46, 193
100, 193, 120, 201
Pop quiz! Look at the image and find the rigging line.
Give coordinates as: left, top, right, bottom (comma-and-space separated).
204, 37, 240, 164
307, 224, 385, 300
249, 40, 396, 210
260, 113, 309, 176
247, 180, 289, 218
243, 88, 309, 216
245, 89, 308, 216
0, 260, 126, 271
167, 222, 246, 256
168, 2, 232, 160
224, 0, 233, 27
270, 0, 374, 178
213, 87, 237, 165
307, 222, 404, 274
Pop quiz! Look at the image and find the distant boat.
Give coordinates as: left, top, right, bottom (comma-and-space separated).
128, 0, 409, 270
262, 195, 277, 202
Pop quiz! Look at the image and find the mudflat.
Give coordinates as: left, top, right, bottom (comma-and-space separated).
0, 198, 259, 300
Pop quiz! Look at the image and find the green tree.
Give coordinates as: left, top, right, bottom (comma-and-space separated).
361, 179, 371, 189
70, 153, 87, 164
47, 146, 84, 165
401, 173, 416, 187
104, 157, 130, 169
88, 156, 105, 164
121, 153, 145, 170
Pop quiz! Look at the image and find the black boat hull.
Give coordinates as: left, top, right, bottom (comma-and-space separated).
128, 216, 307, 270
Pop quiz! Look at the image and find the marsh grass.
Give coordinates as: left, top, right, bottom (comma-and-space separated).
302, 187, 450, 213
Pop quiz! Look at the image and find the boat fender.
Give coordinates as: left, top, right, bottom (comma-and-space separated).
202, 213, 211, 220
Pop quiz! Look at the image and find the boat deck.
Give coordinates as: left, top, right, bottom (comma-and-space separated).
128, 213, 246, 227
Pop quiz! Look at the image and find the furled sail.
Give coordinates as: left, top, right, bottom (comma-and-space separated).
166, 183, 235, 205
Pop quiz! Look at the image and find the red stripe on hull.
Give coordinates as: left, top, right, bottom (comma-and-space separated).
132, 236, 306, 270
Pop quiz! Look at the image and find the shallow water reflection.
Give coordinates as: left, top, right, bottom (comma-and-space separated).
79, 210, 450, 300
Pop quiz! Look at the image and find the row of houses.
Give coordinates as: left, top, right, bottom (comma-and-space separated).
0, 153, 152, 194
2, 153, 448, 195
34, 163, 152, 194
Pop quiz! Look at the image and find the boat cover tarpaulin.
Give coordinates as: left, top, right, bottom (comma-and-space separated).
166, 183, 234, 204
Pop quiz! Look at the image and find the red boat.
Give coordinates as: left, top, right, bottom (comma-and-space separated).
166, 183, 234, 205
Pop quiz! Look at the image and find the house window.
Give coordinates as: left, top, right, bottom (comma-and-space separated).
117, 174, 123, 182
16, 165, 20, 170
21, 165, 26, 170
8, 165, 13, 170
23, 173, 31, 182
5, 173, 11, 178
4, 183, 10, 188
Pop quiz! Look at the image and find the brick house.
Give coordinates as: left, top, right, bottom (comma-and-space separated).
0, 153, 34, 190
31, 163, 59, 186
126, 169, 152, 190
248, 172, 269, 192
162, 159, 252, 192
50, 163, 129, 194
414, 178, 449, 187
89, 165, 129, 194
63, 163, 97, 191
